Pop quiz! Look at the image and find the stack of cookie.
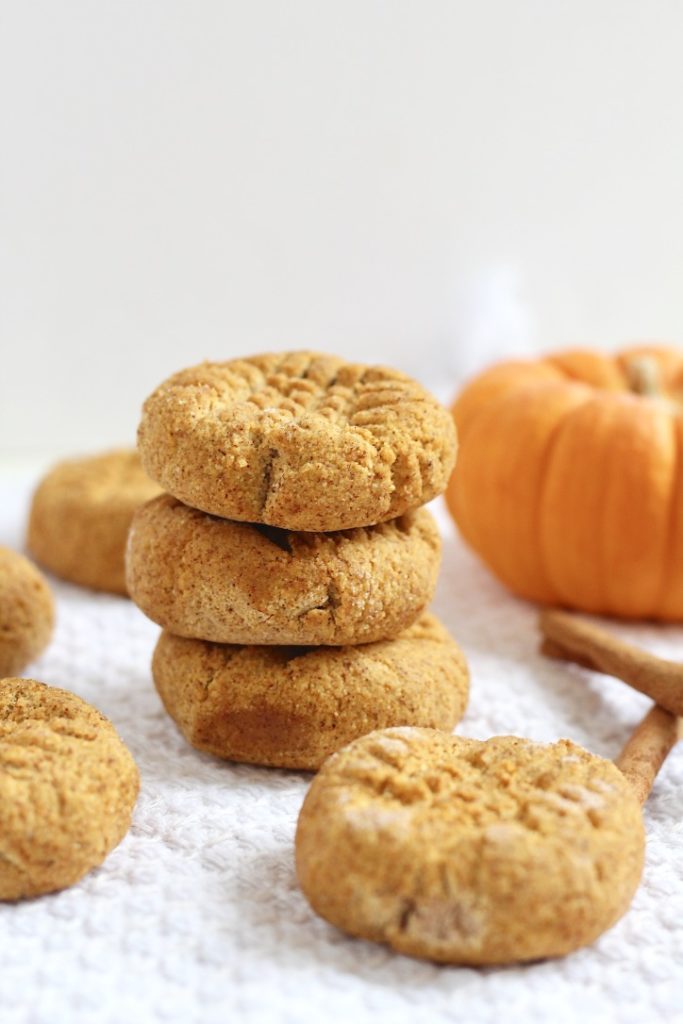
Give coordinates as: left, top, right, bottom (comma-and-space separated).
126, 351, 469, 770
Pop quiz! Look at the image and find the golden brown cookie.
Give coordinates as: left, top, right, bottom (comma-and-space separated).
0, 677, 139, 900
137, 351, 457, 532
0, 547, 54, 677
127, 494, 441, 645
152, 614, 468, 770
27, 449, 161, 595
296, 727, 644, 964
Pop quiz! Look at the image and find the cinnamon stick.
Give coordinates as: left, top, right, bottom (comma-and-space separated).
539, 609, 683, 716
615, 705, 682, 805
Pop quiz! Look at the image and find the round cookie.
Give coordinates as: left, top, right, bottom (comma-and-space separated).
137, 351, 457, 532
295, 727, 645, 964
0, 677, 139, 900
152, 614, 468, 770
127, 494, 441, 646
0, 548, 54, 677
27, 449, 161, 595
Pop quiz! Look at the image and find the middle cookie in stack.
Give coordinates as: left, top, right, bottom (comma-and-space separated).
127, 351, 469, 770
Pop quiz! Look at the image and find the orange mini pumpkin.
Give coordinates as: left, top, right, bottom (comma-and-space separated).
446, 345, 683, 621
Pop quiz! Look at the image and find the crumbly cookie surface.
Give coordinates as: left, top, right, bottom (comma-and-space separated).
296, 727, 644, 964
0, 547, 54, 677
0, 678, 139, 900
127, 494, 441, 645
27, 449, 161, 595
152, 614, 468, 770
137, 352, 457, 531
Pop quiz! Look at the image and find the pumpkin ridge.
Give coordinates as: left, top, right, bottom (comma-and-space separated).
653, 416, 682, 615
544, 350, 627, 391
538, 396, 617, 612
452, 362, 565, 444
597, 420, 616, 616
532, 390, 593, 605
598, 398, 676, 618
448, 393, 508, 584
453, 382, 592, 600
597, 397, 637, 615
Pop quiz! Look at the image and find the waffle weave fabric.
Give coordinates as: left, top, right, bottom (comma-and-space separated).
0, 471, 681, 1024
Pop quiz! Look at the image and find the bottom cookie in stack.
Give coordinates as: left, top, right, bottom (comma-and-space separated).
152, 613, 469, 771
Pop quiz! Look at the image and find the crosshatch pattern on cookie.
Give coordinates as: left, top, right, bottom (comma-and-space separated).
137, 352, 457, 531
296, 727, 644, 965
166, 353, 422, 424
0, 678, 139, 901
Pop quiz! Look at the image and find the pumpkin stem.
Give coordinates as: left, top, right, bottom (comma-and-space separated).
627, 356, 661, 397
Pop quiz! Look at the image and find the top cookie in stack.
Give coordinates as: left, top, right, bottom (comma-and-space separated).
137, 351, 456, 532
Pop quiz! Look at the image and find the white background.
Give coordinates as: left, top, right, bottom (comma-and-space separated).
2, 9, 683, 1021
3, 0, 683, 457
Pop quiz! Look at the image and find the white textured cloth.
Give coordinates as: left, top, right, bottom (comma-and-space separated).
1, 470, 682, 1024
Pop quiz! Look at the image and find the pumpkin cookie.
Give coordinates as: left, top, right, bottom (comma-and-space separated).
295, 727, 644, 964
152, 614, 468, 770
127, 494, 441, 645
137, 351, 457, 532
27, 449, 161, 595
0, 677, 139, 900
0, 547, 54, 677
